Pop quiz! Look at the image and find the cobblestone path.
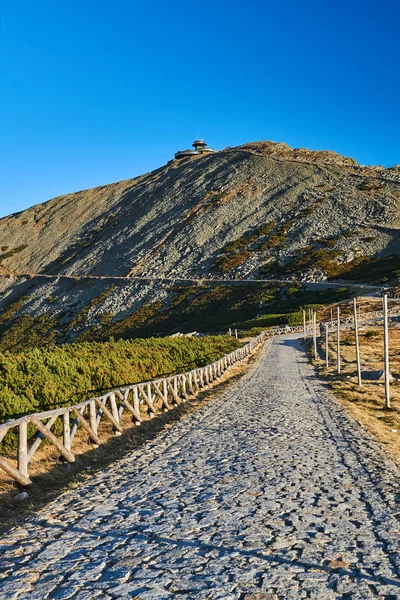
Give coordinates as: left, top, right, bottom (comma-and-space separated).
1, 337, 400, 600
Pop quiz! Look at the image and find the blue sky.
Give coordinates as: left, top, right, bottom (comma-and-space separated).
0, 0, 399, 217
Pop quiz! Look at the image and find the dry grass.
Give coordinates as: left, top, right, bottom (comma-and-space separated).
316, 320, 400, 466
317, 296, 388, 322
0, 345, 264, 531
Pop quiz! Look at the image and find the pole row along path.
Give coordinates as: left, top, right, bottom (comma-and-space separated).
1, 337, 400, 600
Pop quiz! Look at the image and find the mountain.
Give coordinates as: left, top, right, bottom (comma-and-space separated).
0, 141, 399, 349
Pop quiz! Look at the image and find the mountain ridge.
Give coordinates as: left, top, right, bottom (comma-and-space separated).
0, 140, 399, 347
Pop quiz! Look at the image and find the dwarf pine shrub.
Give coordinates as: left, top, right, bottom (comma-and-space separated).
0, 336, 239, 423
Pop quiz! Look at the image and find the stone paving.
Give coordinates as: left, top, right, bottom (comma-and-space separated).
1, 336, 400, 599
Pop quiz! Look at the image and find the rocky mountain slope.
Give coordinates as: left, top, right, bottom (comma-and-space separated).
0, 140, 399, 346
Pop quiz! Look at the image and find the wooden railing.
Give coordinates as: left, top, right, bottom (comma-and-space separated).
264, 324, 309, 336
324, 306, 400, 329
0, 333, 265, 486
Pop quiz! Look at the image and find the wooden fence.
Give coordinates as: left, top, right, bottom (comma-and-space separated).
0, 333, 265, 487
319, 297, 400, 409
324, 306, 400, 329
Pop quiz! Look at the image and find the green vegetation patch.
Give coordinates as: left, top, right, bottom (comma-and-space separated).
337, 254, 400, 283
213, 219, 296, 272
265, 246, 400, 284
78, 282, 352, 343
0, 336, 240, 426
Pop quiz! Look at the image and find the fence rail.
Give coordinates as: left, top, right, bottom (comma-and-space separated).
324, 307, 400, 329
264, 324, 310, 336
0, 333, 265, 486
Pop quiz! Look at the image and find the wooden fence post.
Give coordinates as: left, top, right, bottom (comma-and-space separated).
63, 411, 72, 451
313, 311, 318, 360
31, 416, 75, 463
353, 297, 362, 386
89, 400, 98, 438
18, 422, 28, 479
325, 323, 329, 368
383, 294, 391, 409
337, 306, 341, 375
303, 310, 306, 340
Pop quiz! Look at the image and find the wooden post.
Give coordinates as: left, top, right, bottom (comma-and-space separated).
31, 416, 75, 463
330, 308, 333, 322
109, 393, 122, 434
383, 294, 391, 409
173, 377, 179, 406
228, 328, 232, 336
337, 306, 341, 375
303, 310, 306, 340
235, 328, 238, 339
0, 456, 32, 487
162, 379, 169, 404
18, 422, 28, 479
89, 400, 98, 437
353, 297, 362, 386
132, 387, 144, 419
325, 323, 329, 368
63, 411, 71, 451
71, 409, 101, 446
313, 311, 317, 360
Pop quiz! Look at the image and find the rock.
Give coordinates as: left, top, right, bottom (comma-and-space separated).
361, 369, 395, 381
13, 492, 29, 502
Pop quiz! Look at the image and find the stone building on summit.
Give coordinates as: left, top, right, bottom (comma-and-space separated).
175, 139, 215, 160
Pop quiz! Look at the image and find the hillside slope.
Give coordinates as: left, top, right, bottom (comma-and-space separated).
0, 140, 399, 346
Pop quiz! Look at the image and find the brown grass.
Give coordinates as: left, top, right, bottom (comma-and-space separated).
0, 345, 264, 531
316, 320, 400, 466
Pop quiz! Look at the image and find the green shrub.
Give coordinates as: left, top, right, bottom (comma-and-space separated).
214, 249, 252, 272
0, 336, 240, 425
365, 330, 380, 339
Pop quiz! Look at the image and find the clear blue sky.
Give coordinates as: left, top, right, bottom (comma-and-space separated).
0, 0, 399, 217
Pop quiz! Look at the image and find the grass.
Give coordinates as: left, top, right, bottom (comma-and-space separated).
316, 318, 400, 466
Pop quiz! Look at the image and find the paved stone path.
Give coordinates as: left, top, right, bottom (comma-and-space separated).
1, 337, 400, 600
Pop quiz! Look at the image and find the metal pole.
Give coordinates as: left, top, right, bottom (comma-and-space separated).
353, 297, 362, 386
325, 323, 329, 367
383, 294, 391, 409
337, 306, 341, 375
